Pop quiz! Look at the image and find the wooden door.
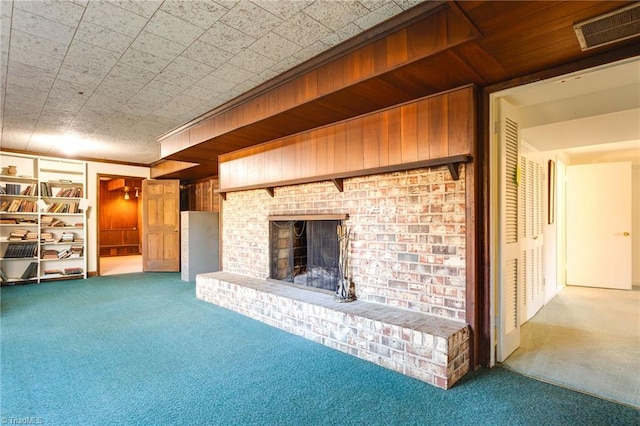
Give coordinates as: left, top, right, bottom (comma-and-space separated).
566, 162, 632, 289
142, 179, 180, 272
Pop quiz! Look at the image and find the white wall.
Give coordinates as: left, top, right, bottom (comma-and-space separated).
86, 162, 150, 274
633, 165, 640, 286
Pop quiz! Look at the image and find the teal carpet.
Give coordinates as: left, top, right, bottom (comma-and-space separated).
1, 273, 637, 425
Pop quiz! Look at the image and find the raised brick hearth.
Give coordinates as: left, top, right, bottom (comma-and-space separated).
205, 165, 471, 388
196, 271, 470, 389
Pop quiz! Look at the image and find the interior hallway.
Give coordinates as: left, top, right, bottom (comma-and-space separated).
100, 255, 142, 276
503, 285, 640, 409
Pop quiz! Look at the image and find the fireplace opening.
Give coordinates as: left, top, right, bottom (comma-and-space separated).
269, 220, 340, 291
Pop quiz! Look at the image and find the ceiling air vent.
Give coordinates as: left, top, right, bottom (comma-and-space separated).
574, 3, 640, 51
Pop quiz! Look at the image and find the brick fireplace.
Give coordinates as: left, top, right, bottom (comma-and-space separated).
196, 165, 470, 388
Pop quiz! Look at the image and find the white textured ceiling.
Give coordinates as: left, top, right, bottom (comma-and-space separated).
0, 0, 423, 164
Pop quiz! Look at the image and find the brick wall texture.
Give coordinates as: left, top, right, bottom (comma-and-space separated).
222, 165, 467, 322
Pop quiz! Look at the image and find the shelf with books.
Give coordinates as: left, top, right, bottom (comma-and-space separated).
0, 151, 87, 284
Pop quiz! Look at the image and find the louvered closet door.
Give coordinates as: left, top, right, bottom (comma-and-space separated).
497, 99, 521, 362
520, 145, 545, 322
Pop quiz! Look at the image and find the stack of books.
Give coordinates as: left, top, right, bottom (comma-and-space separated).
60, 232, 75, 243
8, 229, 28, 241
63, 267, 83, 275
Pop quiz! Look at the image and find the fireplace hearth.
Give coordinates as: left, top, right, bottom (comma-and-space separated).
269, 219, 340, 291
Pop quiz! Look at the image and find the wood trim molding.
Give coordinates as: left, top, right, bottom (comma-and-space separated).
216, 155, 471, 196
268, 214, 349, 221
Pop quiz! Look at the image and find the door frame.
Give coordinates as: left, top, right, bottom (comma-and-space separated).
96, 173, 145, 276
485, 56, 639, 366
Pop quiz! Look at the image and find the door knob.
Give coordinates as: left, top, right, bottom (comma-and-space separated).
623, 232, 630, 237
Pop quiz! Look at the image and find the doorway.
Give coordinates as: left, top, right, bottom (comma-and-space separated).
490, 58, 640, 406
97, 175, 144, 276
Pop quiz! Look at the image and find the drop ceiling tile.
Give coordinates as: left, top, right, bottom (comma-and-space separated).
8, 47, 63, 74
2, 99, 41, 122
292, 40, 330, 63
304, 1, 369, 31
269, 56, 303, 75
4, 82, 49, 107
75, 21, 134, 55
10, 29, 68, 62
355, 2, 403, 30
49, 79, 95, 107
165, 56, 213, 79
13, 0, 85, 28
66, 39, 121, 69
107, 0, 163, 19
182, 40, 234, 69
131, 30, 186, 62
199, 22, 256, 55
322, 23, 362, 47
169, 93, 210, 110
7, 61, 55, 92
152, 101, 196, 120
228, 48, 275, 74
220, 2, 282, 39
56, 62, 105, 89
395, 0, 425, 11
195, 74, 234, 93
249, 32, 300, 62
101, 63, 156, 93
152, 69, 199, 90
2, 130, 32, 150
120, 48, 172, 73
83, 1, 148, 38
145, 10, 204, 47
145, 78, 194, 98
11, 8, 76, 46
160, 0, 229, 29
360, 0, 388, 10
256, 0, 313, 20
273, 12, 331, 47
180, 84, 222, 102
209, 62, 256, 85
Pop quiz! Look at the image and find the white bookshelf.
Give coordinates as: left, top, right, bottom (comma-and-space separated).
1, 152, 88, 284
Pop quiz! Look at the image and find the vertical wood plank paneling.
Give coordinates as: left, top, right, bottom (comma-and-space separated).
387, 107, 402, 165
333, 122, 347, 173
218, 87, 474, 190
363, 114, 380, 169
373, 37, 389, 74
325, 127, 335, 175
281, 139, 297, 181
315, 128, 328, 176
407, 11, 447, 57
378, 110, 390, 167
386, 29, 409, 68
428, 94, 449, 159
401, 103, 418, 163
417, 99, 431, 160
346, 119, 364, 171
268, 140, 283, 183
448, 87, 473, 156
307, 132, 317, 178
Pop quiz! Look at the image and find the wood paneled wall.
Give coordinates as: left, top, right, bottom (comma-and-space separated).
219, 86, 475, 192
184, 177, 220, 212
99, 179, 141, 256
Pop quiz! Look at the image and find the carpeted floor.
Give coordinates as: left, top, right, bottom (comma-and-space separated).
503, 285, 640, 409
1, 273, 638, 425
